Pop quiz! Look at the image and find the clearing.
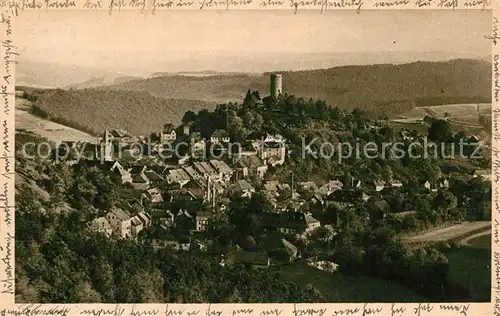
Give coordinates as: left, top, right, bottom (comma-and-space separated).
399, 221, 491, 244
275, 262, 425, 302
15, 97, 98, 146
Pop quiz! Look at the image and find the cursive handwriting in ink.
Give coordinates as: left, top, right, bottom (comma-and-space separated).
439, 304, 470, 316
259, 309, 282, 316
413, 303, 433, 316
495, 219, 500, 247
199, 0, 252, 10
391, 304, 405, 316
129, 305, 159, 316
109, 0, 126, 14
361, 304, 383, 316
232, 309, 253, 316
290, 0, 363, 14
177, 0, 194, 6
128, 0, 146, 13
414, 0, 432, 6
436, 0, 457, 8
292, 307, 327, 316
494, 54, 500, 102
374, 0, 409, 7
486, 17, 500, 45
1, 13, 17, 86
80, 305, 126, 316
17, 304, 71, 316
464, 0, 490, 10
83, 0, 102, 8
259, 0, 284, 6
151, 0, 174, 14
332, 307, 360, 316
165, 304, 185, 316
0, 232, 14, 294
205, 304, 222, 316
44, 0, 76, 9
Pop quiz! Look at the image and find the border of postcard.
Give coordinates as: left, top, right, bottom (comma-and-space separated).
0, 2, 497, 316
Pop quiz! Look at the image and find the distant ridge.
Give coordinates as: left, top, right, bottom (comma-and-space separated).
20, 58, 491, 137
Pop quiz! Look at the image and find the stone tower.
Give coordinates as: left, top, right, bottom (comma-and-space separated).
270, 73, 282, 99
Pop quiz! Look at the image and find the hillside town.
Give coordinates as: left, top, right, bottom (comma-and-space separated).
33, 75, 489, 276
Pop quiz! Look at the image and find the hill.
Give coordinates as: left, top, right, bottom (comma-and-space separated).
106, 59, 491, 117
28, 89, 213, 136
65, 75, 144, 89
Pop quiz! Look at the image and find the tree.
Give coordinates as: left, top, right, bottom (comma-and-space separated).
428, 119, 452, 142
182, 110, 197, 124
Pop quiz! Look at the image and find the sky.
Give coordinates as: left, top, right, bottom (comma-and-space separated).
16, 10, 492, 75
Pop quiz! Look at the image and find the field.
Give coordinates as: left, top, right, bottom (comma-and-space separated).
275, 262, 425, 302
15, 97, 98, 145
465, 233, 491, 249
399, 221, 491, 245
391, 103, 491, 138
445, 247, 491, 302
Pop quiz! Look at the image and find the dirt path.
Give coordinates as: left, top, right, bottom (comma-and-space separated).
459, 229, 491, 246
400, 221, 491, 244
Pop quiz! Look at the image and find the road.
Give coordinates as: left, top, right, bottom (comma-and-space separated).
399, 221, 491, 244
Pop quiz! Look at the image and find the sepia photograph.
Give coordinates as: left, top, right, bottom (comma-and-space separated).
13, 9, 492, 304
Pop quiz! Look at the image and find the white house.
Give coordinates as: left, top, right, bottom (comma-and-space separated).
106, 208, 132, 239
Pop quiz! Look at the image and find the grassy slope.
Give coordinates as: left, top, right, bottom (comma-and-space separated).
446, 247, 491, 302
33, 89, 214, 136
275, 262, 425, 302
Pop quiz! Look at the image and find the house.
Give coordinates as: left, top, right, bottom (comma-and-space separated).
166, 168, 192, 187
260, 142, 286, 166
421, 180, 432, 191
175, 209, 195, 231
210, 160, 234, 180
150, 209, 175, 227
365, 180, 385, 192
114, 164, 133, 184
316, 180, 343, 196
193, 161, 220, 180
263, 133, 285, 143
390, 180, 403, 188
439, 179, 450, 190
231, 180, 255, 198
307, 194, 324, 207
183, 166, 206, 188
233, 155, 267, 180
105, 208, 132, 239
229, 251, 270, 269
144, 170, 165, 185
161, 123, 177, 142
137, 211, 152, 228
195, 211, 212, 232
130, 165, 150, 190
210, 129, 230, 143
261, 211, 320, 236
326, 189, 370, 209
130, 215, 144, 238
279, 239, 299, 262
191, 240, 208, 252
474, 169, 491, 182
298, 181, 317, 192
307, 261, 339, 273
144, 188, 164, 204
89, 217, 113, 237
